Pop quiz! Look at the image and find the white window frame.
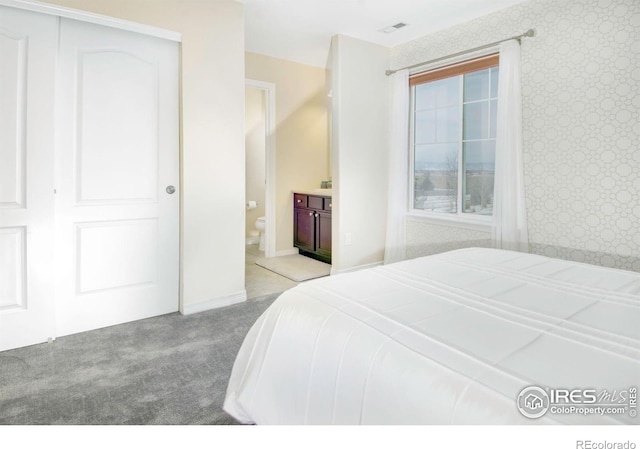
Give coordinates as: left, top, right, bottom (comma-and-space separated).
407, 47, 499, 232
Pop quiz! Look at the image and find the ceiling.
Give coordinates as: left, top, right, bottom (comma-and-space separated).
242, 0, 529, 68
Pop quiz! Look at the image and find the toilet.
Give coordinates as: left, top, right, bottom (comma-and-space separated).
255, 216, 266, 251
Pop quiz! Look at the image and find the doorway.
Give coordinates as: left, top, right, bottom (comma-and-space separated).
245, 79, 276, 258
245, 79, 292, 299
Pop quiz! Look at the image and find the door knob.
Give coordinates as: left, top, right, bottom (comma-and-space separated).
166, 185, 176, 194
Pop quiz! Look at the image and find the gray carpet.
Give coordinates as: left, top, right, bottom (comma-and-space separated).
0, 293, 278, 425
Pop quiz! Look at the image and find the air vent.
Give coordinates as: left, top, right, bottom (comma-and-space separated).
380, 22, 408, 34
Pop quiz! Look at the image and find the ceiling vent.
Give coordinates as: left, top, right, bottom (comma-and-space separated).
380, 22, 408, 34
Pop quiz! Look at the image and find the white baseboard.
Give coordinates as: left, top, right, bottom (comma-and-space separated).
181, 290, 247, 315
330, 261, 382, 276
275, 248, 299, 257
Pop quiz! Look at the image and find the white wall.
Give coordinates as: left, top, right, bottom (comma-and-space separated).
391, 0, 640, 272
330, 35, 390, 272
46, 0, 248, 310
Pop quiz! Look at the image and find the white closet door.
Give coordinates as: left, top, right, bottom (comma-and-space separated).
0, 7, 57, 351
54, 18, 179, 337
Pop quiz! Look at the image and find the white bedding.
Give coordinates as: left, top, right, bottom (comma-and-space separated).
224, 248, 640, 424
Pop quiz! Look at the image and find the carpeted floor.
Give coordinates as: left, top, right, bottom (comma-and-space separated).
0, 293, 279, 425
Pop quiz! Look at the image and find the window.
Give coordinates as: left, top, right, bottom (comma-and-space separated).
410, 54, 499, 220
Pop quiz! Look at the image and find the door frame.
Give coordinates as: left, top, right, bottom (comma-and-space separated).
0, 0, 182, 42
245, 79, 276, 258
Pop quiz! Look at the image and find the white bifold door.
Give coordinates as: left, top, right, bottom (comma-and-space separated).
0, 7, 58, 351
53, 18, 179, 337
0, 7, 179, 351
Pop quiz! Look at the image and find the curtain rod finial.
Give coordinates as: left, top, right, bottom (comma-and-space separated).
525, 28, 536, 37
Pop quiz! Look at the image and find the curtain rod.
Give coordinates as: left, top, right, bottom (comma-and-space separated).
385, 28, 536, 76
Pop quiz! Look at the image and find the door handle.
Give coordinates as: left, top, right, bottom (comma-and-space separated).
166, 185, 176, 194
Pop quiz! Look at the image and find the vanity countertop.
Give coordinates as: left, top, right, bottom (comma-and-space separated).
294, 189, 332, 197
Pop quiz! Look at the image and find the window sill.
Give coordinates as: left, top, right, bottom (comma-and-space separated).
406, 212, 493, 232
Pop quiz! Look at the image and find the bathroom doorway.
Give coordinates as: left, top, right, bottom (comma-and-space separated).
245, 79, 276, 258
246, 79, 289, 299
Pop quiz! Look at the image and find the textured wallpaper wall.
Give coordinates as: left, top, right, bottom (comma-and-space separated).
392, 0, 640, 271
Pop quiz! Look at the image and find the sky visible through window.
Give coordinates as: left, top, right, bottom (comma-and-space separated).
412, 67, 498, 216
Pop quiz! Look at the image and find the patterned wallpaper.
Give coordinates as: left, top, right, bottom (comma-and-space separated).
393, 0, 640, 272
405, 219, 492, 260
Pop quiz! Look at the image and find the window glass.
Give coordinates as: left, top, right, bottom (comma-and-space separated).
463, 69, 489, 102
415, 110, 436, 144
414, 143, 458, 214
463, 101, 490, 140
415, 77, 459, 109
490, 99, 498, 138
463, 140, 495, 215
490, 66, 499, 98
436, 106, 460, 143
410, 61, 498, 219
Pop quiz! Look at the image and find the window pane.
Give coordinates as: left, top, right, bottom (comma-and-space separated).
414, 143, 458, 213
463, 101, 489, 140
464, 69, 489, 102
434, 76, 459, 108
463, 140, 495, 215
490, 66, 499, 98
414, 82, 436, 111
411, 62, 498, 218
436, 106, 459, 142
415, 109, 436, 144
490, 99, 498, 138
415, 77, 459, 110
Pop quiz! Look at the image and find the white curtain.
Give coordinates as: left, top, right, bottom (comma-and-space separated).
384, 69, 409, 264
492, 40, 529, 252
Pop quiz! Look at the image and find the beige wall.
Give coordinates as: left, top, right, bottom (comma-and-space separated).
245, 86, 266, 239
46, 0, 247, 310
330, 35, 390, 272
245, 52, 330, 255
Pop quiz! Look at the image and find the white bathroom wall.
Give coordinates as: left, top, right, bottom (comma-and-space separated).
391, 0, 640, 271
245, 86, 266, 241
330, 35, 390, 272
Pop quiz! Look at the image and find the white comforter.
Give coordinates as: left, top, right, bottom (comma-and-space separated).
224, 248, 640, 424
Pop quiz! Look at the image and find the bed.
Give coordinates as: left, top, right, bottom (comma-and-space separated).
224, 248, 640, 424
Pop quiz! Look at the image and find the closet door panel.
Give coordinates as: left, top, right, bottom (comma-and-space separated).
54, 18, 179, 337
0, 227, 26, 309
0, 7, 57, 351
0, 29, 27, 208
78, 50, 158, 203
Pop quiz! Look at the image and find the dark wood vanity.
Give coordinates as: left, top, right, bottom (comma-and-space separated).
293, 192, 331, 264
